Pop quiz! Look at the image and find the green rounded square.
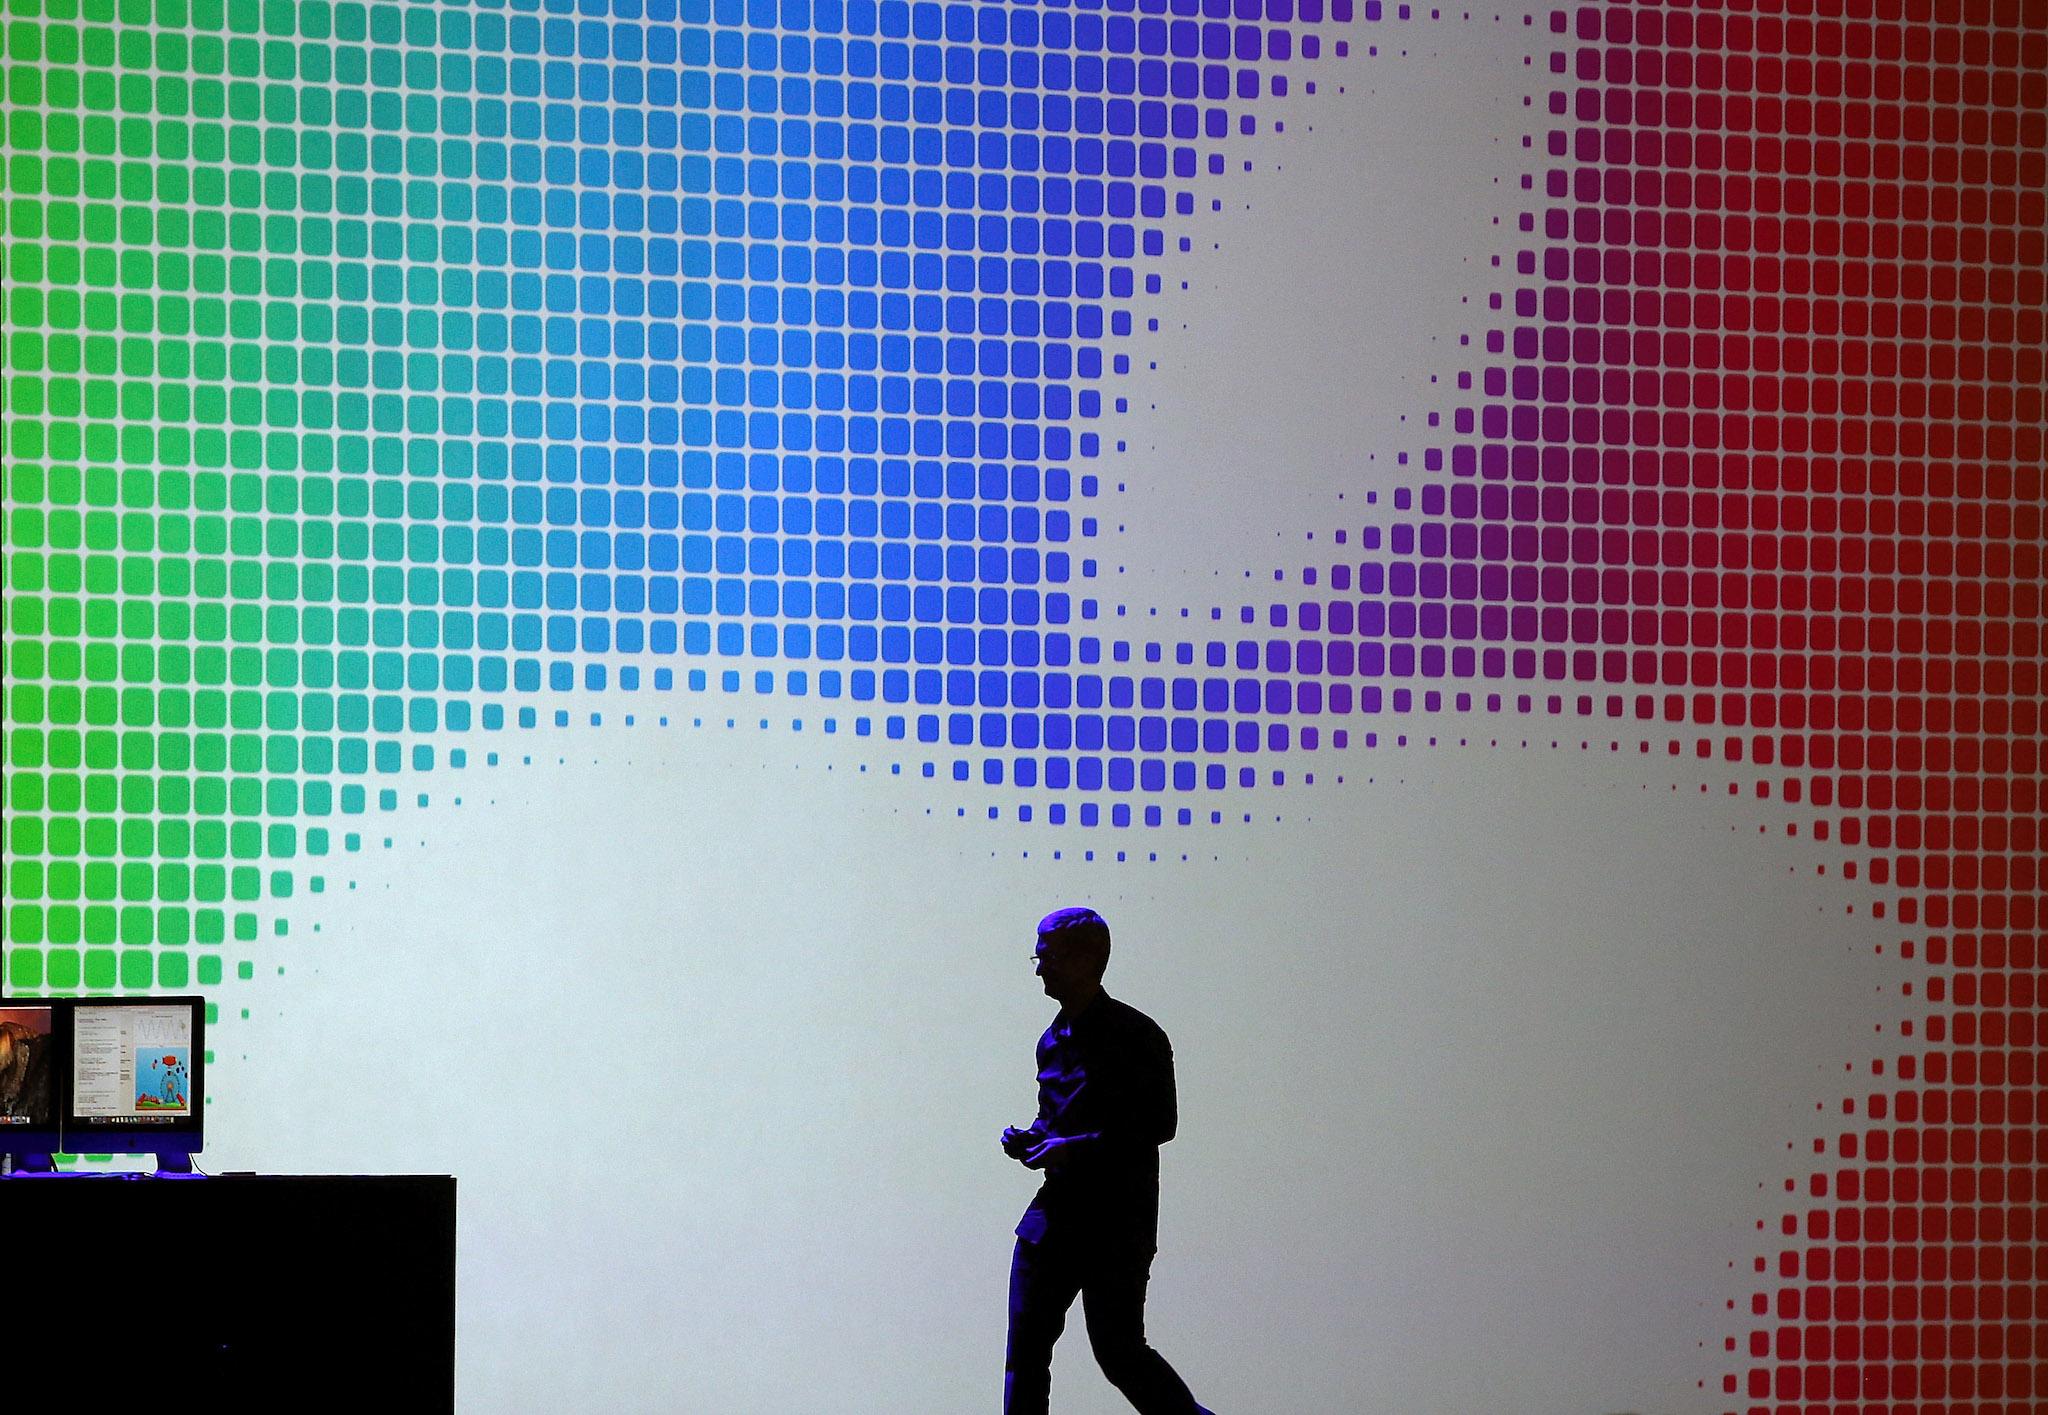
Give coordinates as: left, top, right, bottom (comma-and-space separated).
116, 944, 154, 986
83, 945, 117, 988
157, 949, 190, 988
6, 944, 43, 990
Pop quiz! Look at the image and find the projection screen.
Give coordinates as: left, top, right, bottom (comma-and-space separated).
3, 1, 2043, 1411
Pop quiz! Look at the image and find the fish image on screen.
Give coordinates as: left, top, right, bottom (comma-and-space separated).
135, 1050, 192, 1114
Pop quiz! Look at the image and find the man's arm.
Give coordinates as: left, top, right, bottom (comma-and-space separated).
1143, 1024, 1178, 1146
1109, 1019, 1177, 1147
1001, 1036, 1056, 1161
1023, 1018, 1176, 1167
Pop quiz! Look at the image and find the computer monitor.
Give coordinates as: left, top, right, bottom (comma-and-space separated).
63, 995, 206, 1170
0, 1002, 62, 1169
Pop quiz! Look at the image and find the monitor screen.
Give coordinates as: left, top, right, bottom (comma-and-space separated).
0, 1003, 62, 1155
64, 996, 206, 1157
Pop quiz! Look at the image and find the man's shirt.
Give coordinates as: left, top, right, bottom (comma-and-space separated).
1015, 992, 1178, 1252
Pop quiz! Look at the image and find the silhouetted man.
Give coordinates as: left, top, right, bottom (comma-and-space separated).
999, 907, 1215, 1415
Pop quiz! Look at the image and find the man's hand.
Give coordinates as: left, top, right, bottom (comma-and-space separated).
1000, 1126, 1037, 1160
1021, 1135, 1085, 1170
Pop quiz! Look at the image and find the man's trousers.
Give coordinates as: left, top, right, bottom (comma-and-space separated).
1003, 1233, 1210, 1415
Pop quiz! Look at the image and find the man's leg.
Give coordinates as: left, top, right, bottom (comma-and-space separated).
1005, 1237, 1083, 1415
1078, 1253, 1211, 1415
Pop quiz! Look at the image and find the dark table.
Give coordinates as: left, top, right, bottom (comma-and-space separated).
3, 1172, 455, 1407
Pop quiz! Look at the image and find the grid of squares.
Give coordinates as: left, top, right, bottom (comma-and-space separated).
4, 0, 1417, 998
3, 3, 2045, 1406
1433, 6, 2044, 1411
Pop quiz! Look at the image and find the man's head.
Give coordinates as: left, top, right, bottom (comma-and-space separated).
1033, 906, 1111, 1006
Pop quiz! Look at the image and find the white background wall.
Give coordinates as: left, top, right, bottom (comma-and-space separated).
211, 707, 1894, 1412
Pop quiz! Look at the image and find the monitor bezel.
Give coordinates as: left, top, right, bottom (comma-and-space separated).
0, 998, 65, 1160
60, 994, 207, 1158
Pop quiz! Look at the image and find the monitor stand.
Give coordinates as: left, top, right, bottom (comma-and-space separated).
155, 1152, 196, 1175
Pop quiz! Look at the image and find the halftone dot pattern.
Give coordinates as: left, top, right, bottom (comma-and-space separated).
2, 0, 1415, 1002
1422, 5, 2044, 1411
2, 2, 2045, 1407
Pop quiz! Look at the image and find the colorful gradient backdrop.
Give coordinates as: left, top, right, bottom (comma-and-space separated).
3, 1, 2043, 1409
